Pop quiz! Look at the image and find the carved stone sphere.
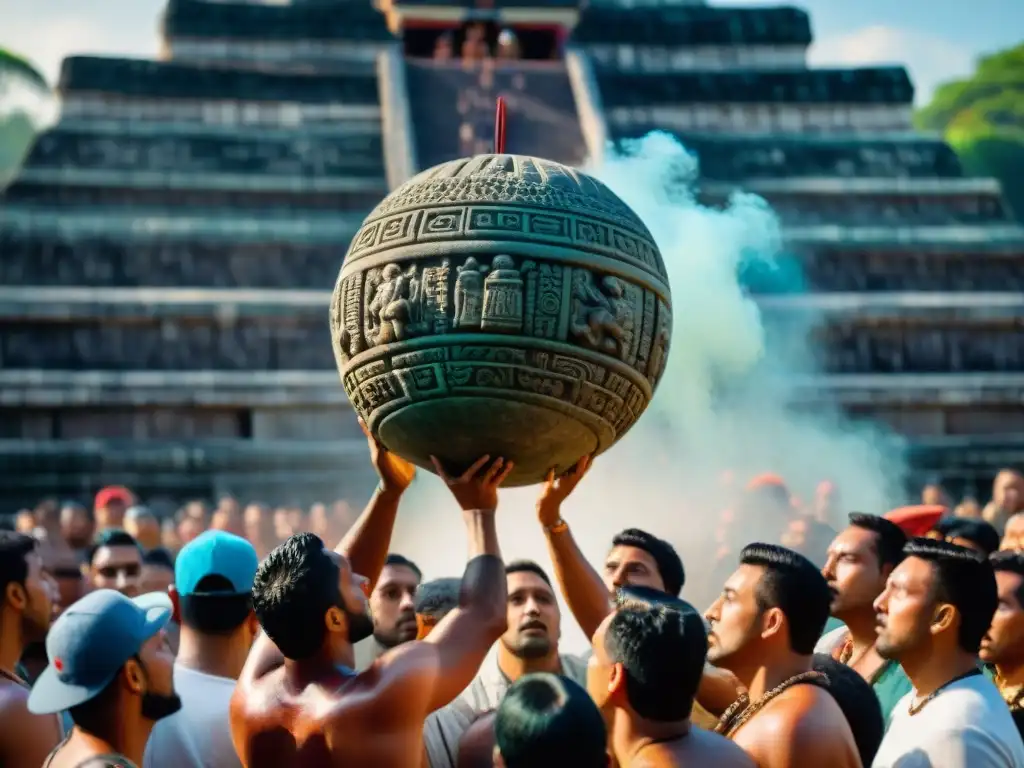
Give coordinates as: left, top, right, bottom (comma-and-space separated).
331, 154, 672, 487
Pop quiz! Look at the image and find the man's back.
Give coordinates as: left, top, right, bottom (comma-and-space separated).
732, 684, 860, 768
232, 663, 434, 768
645, 728, 756, 767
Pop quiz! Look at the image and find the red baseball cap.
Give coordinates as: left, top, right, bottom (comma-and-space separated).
884, 505, 947, 537
94, 486, 134, 511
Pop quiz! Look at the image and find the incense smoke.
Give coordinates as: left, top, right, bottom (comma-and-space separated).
388, 132, 905, 650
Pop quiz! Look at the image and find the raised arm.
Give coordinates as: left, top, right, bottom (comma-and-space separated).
382, 455, 512, 713
335, 420, 416, 589
537, 456, 610, 639
239, 426, 415, 685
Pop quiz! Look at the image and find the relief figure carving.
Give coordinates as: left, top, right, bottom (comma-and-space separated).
481, 255, 524, 333
569, 270, 633, 358
366, 264, 422, 345
454, 257, 487, 329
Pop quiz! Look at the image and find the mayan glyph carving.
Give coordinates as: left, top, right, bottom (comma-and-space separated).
330, 154, 672, 486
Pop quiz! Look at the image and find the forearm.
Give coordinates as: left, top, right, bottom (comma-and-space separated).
335, 484, 404, 587
460, 509, 505, 616
544, 523, 611, 638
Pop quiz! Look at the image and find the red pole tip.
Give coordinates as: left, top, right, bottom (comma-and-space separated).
494, 96, 507, 155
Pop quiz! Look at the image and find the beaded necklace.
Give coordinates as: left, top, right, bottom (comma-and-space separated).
715, 671, 829, 739
907, 668, 982, 716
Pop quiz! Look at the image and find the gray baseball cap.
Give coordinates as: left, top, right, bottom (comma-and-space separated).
28, 589, 171, 715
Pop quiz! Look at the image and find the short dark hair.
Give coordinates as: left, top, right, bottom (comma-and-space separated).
86, 529, 142, 566
604, 601, 706, 722
740, 543, 832, 654
903, 537, 997, 653
415, 577, 461, 620
495, 673, 607, 768
935, 518, 1000, 557
180, 574, 253, 635
506, 560, 552, 587
812, 654, 884, 767
384, 553, 422, 581
0, 532, 37, 605
142, 547, 175, 570
611, 528, 685, 596
991, 550, 1024, 581
67, 671, 120, 735
251, 533, 343, 659
848, 513, 907, 569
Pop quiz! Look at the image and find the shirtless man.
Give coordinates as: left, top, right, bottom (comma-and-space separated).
0, 532, 62, 768
588, 590, 753, 767
230, 449, 513, 768
704, 543, 860, 768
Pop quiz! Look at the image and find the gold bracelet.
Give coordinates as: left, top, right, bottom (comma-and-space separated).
546, 520, 569, 535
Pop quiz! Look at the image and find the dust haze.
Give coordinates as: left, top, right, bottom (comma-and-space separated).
386, 132, 906, 651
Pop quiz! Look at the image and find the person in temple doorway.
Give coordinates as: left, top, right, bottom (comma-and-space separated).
354, 553, 422, 670
496, 29, 520, 61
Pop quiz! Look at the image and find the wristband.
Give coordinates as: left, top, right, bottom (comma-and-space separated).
546, 520, 569, 535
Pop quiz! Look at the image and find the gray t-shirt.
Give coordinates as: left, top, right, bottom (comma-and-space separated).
423, 652, 589, 768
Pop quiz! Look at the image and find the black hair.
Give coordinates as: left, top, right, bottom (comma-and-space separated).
903, 537, 998, 653
495, 673, 607, 768
384, 553, 422, 581
251, 532, 343, 660
935, 518, 1001, 557
812, 654, 884, 767
415, 577, 461, 620
506, 560, 552, 588
142, 547, 175, 570
991, 550, 1024, 583
0, 532, 37, 605
740, 543, 832, 654
848, 513, 908, 569
611, 528, 685, 596
604, 602, 706, 721
67, 671, 121, 735
86, 529, 142, 566
179, 574, 253, 635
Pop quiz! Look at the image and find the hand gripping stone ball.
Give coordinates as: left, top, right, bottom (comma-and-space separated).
330, 100, 672, 486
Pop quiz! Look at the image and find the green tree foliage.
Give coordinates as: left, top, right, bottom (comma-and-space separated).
0, 111, 35, 185
0, 46, 47, 185
915, 42, 1024, 221
0, 47, 48, 92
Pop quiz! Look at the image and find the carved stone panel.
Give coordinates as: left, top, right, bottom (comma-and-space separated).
330, 154, 672, 486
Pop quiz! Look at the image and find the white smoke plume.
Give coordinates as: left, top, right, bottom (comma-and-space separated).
387, 132, 905, 651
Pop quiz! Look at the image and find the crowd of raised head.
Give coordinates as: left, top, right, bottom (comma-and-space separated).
1, 449, 1023, 768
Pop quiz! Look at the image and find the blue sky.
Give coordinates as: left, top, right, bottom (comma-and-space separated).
0, 0, 1021, 105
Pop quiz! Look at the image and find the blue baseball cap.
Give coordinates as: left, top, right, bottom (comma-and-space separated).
175, 530, 258, 596
28, 589, 171, 715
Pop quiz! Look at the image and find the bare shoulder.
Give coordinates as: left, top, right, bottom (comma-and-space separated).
735, 686, 857, 767
0, 683, 60, 766
688, 728, 757, 767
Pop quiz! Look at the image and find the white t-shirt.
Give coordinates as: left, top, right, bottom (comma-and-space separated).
873, 672, 1024, 768
144, 662, 241, 768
